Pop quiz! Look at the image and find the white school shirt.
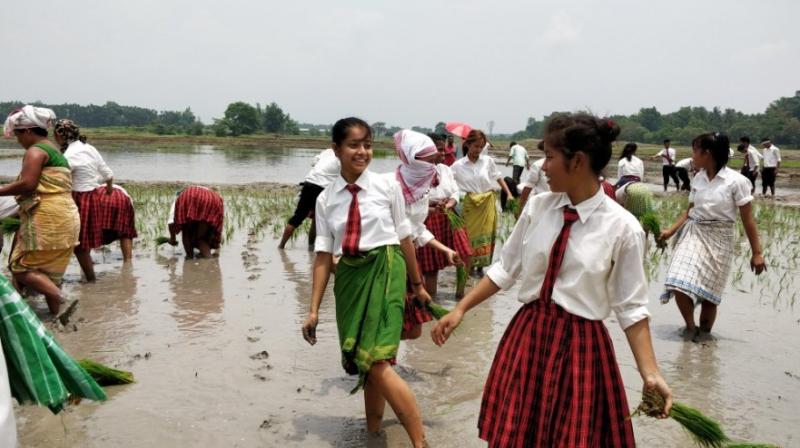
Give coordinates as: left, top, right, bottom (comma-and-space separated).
380, 173, 435, 248
762, 145, 781, 168
486, 187, 650, 330
519, 158, 550, 194
304, 148, 340, 188
508, 144, 528, 167
675, 158, 693, 170
428, 164, 459, 203
314, 170, 412, 255
688, 166, 753, 222
617, 156, 644, 178
451, 154, 502, 193
655, 147, 676, 166
745, 145, 762, 171
63, 140, 114, 192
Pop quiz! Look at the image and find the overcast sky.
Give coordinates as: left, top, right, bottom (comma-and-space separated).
2, 0, 798, 133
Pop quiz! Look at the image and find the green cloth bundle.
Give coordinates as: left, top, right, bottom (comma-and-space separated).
0, 274, 106, 414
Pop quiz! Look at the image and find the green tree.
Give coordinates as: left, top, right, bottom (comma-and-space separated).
434, 121, 447, 134
222, 102, 259, 136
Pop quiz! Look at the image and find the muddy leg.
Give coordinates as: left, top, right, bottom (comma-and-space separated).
12, 271, 63, 314
278, 224, 296, 249
423, 271, 438, 299
74, 246, 96, 282
181, 231, 195, 259
368, 362, 425, 447
120, 238, 133, 261
364, 374, 386, 433
698, 300, 718, 334
674, 291, 696, 334
196, 222, 212, 258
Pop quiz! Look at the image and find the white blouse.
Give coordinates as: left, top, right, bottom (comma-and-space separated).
451, 154, 502, 193
63, 140, 114, 192
688, 166, 753, 222
428, 164, 459, 203
304, 148, 340, 188
745, 146, 762, 171
380, 173, 434, 248
519, 158, 549, 194
314, 170, 412, 255
486, 187, 650, 330
762, 145, 781, 168
617, 156, 644, 178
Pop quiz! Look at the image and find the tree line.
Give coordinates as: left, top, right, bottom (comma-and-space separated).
514, 91, 800, 146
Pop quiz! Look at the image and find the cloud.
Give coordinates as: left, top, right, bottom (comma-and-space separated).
540, 11, 581, 46
732, 40, 792, 63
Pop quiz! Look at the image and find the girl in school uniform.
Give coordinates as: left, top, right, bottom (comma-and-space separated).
393, 130, 461, 338
301, 118, 428, 447
416, 133, 473, 299
451, 130, 513, 277
659, 132, 766, 341
432, 114, 672, 447
616, 142, 644, 188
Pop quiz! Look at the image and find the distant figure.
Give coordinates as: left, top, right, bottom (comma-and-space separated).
167, 186, 224, 258
443, 134, 457, 166
278, 148, 340, 249
660, 132, 766, 342
674, 157, 695, 191
650, 139, 679, 191
760, 137, 781, 196
506, 141, 529, 183
738, 136, 761, 194
615, 142, 644, 188
518, 140, 549, 211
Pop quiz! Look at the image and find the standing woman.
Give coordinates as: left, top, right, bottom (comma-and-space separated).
167, 186, 224, 258
417, 133, 472, 298
443, 134, 457, 166
432, 114, 672, 446
54, 119, 137, 281
1, 106, 80, 316
451, 130, 512, 276
301, 118, 428, 447
660, 132, 766, 341
616, 142, 644, 188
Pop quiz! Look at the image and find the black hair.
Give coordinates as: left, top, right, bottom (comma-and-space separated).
31, 127, 48, 137
663, 139, 671, 144
536, 140, 544, 151
509, 141, 517, 147
760, 137, 770, 143
543, 113, 620, 175
427, 132, 445, 143
331, 117, 372, 146
696, 132, 730, 172
619, 142, 637, 161
737, 143, 747, 152
739, 136, 750, 144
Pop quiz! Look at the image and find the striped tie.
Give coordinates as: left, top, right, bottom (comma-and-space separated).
341, 184, 362, 256
538, 207, 579, 302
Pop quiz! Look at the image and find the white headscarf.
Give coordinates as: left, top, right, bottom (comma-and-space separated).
3, 105, 56, 138
394, 129, 438, 205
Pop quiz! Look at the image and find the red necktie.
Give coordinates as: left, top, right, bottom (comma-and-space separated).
538, 207, 579, 302
342, 184, 362, 256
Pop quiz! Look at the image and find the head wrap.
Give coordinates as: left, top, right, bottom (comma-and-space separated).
394, 130, 438, 205
3, 105, 56, 138
54, 119, 84, 148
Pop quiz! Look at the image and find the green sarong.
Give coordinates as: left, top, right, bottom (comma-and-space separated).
334, 245, 406, 393
0, 274, 106, 413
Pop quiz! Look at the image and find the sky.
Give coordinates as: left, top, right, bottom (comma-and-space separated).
2, 0, 799, 133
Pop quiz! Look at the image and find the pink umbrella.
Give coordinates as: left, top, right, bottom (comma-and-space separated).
445, 122, 473, 139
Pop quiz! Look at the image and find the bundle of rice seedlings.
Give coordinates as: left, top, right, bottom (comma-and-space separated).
78, 359, 135, 386
505, 198, 520, 215
639, 212, 667, 250
456, 266, 467, 292
155, 236, 172, 246
0, 217, 20, 235
634, 390, 778, 448
446, 210, 465, 229
425, 302, 451, 320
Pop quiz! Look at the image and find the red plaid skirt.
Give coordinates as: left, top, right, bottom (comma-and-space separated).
479, 300, 635, 447
72, 187, 137, 249
417, 210, 473, 274
402, 263, 433, 334
173, 186, 225, 248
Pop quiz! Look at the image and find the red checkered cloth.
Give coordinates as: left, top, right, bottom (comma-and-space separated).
72, 187, 137, 249
401, 263, 432, 335
478, 300, 635, 447
601, 180, 616, 199
416, 209, 473, 274
173, 186, 224, 248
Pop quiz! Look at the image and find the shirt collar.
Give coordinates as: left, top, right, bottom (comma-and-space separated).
551, 186, 606, 224
333, 169, 371, 192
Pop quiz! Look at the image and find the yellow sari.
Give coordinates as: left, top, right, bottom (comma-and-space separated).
10, 165, 80, 284
463, 191, 497, 268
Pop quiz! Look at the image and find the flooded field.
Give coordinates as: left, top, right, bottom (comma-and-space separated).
3, 180, 797, 448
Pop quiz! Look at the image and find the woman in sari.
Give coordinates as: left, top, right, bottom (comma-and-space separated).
1, 106, 80, 316
302, 118, 428, 446
54, 119, 137, 281
450, 129, 512, 277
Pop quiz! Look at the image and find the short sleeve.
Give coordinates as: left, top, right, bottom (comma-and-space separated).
486, 204, 531, 290
520, 166, 538, 189
390, 183, 413, 240
776, 148, 782, 162
313, 192, 334, 253
733, 175, 753, 207
487, 158, 502, 181
607, 226, 651, 330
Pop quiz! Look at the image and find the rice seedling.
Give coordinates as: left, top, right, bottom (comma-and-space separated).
426, 302, 451, 320
0, 217, 20, 234
77, 359, 135, 386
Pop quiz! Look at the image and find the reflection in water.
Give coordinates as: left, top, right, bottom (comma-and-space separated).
279, 249, 314, 321
167, 258, 224, 333
672, 341, 720, 413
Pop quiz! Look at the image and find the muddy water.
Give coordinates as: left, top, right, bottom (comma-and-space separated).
11, 219, 799, 447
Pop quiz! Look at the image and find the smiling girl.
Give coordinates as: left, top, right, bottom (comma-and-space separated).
301, 118, 427, 446
432, 113, 672, 447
